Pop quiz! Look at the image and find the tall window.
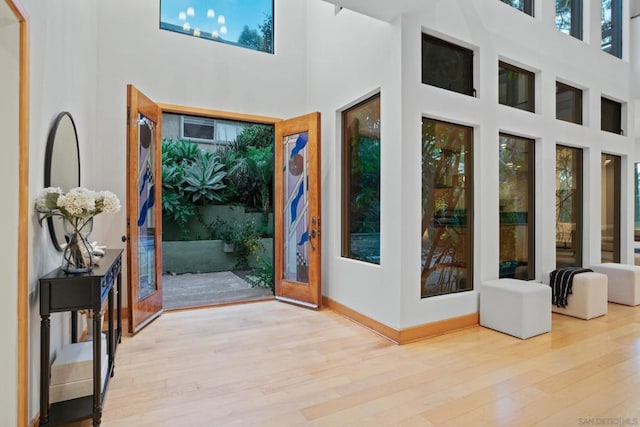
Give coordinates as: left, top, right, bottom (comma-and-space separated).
602, 0, 622, 57
601, 97, 622, 134
422, 34, 474, 96
602, 154, 621, 263
422, 118, 473, 298
499, 134, 535, 280
498, 62, 535, 112
556, 146, 583, 268
556, 0, 583, 39
556, 82, 583, 125
500, 0, 533, 16
342, 94, 381, 264
159, 0, 274, 54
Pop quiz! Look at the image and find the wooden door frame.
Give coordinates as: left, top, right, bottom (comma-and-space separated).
6, 0, 30, 425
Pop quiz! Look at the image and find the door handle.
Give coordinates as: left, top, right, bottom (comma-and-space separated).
121, 235, 129, 242
309, 216, 320, 251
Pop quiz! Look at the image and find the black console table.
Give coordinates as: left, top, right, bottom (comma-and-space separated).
39, 249, 123, 427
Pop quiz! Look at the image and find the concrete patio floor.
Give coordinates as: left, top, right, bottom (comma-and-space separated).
162, 271, 273, 310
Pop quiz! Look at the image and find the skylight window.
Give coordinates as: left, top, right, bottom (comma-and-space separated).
160, 0, 274, 54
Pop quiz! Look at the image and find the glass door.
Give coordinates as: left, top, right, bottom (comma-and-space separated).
274, 113, 322, 308
126, 85, 163, 333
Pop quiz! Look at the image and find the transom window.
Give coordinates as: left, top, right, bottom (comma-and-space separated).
556, 82, 583, 125
601, 97, 622, 134
422, 34, 474, 97
160, 0, 274, 54
499, 61, 535, 112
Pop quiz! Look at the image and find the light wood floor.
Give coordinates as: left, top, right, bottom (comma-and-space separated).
68, 300, 640, 426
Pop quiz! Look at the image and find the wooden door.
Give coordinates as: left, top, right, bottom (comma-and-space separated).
126, 85, 163, 333
274, 113, 322, 308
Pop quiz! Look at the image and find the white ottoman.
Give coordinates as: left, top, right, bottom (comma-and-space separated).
590, 263, 640, 306
550, 272, 608, 319
479, 279, 551, 339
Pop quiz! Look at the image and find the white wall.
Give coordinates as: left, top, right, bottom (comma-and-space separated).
93, 0, 309, 298
0, 2, 21, 424
19, 0, 98, 420
308, 0, 635, 330
306, 1, 405, 328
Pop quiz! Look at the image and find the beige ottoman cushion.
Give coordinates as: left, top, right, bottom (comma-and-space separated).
551, 272, 608, 319
590, 263, 640, 306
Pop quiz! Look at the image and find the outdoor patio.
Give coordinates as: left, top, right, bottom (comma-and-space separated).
162, 271, 273, 310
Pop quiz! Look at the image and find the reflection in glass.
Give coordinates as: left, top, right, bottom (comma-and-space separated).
342, 94, 380, 264
283, 132, 309, 284
556, 0, 582, 39
499, 62, 535, 112
601, 154, 620, 263
556, 146, 583, 268
499, 134, 534, 279
601, 0, 621, 57
137, 115, 158, 300
421, 118, 473, 298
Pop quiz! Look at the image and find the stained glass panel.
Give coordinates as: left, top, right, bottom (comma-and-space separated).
137, 114, 157, 300
283, 132, 309, 284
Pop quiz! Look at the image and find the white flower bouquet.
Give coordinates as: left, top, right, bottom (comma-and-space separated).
35, 187, 121, 272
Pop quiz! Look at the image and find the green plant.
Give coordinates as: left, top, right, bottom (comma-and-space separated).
162, 140, 198, 239
183, 151, 227, 204
232, 220, 263, 269
247, 256, 274, 290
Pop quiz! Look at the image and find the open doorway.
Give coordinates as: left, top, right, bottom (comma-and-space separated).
160, 110, 275, 309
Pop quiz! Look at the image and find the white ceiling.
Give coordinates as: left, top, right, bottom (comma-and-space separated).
325, 0, 640, 21
320, 0, 426, 22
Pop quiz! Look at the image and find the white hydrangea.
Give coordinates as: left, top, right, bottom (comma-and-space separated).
34, 186, 121, 223
57, 187, 97, 217
96, 191, 121, 214
34, 187, 63, 212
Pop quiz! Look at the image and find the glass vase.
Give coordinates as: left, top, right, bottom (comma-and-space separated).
61, 217, 94, 273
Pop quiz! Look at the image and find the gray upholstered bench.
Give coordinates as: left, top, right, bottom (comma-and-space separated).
590, 263, 640, 306
479, 279, 551, 339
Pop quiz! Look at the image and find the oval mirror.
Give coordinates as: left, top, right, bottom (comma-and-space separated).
44, 112, 81, 251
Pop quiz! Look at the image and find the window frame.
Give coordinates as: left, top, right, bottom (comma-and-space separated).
498, 61, 535, 113
341, 93, 381, 265
421, 34, 474, 97
556, 82, 583, 125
